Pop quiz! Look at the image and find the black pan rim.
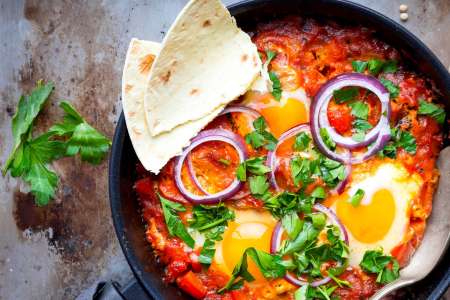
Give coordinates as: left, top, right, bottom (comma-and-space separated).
109, 1, 450, 299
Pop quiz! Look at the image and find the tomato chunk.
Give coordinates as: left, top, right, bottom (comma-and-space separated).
327, 102, 353, 134
177, 271, 207, 299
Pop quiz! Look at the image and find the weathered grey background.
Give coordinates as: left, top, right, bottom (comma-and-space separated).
0, 0, 448, 299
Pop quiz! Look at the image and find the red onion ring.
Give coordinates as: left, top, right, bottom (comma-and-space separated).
219, 105, 262, 119
174, 129, 247, 204
270, 204, 348, 287
186, 154, 209, 195
329, 152, 352, 195
310, 73, 391, 164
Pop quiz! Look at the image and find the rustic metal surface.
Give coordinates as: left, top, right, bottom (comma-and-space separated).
0, 0, 448, 299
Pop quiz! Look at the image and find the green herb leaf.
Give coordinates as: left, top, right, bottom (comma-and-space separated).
294, 132, 312, 151
368, 59, 384, 75
294, 285, 309, 300
280, 222, 320, 255
159, 194, 195, 248
3, 81, 54, 175
319, 128, 336, 150
310, 212, 326, 229
265, 50, 277, 66
237, 156, 271, 182
189, 203, 235, 232
349, 101, 369, 120
245, 117, 278, 151
353, 119, 373, 132
382, 60, 398, 73
351, 60, 368, 73
269, 71, 282, 101
418, 100, 446, 124
359, 249, 400, 284
311, 186, 326, 199
379, 78, 399, 98
50, 101, 111, 164
198, 239, 216, 265
333, 87, 358, 104
218, 158, 231, 166
282, 213, 304, 240
349, 189, 365, 207
379, 128, 416, 158
219, 247, 287, 293
249, 175, 270, 198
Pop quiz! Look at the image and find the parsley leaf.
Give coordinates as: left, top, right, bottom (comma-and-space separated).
379, 128, 416, 158
349, 189, 365, 207
418, 100, 446, 124
333, 87, 358, 104
264, 192, 314, 218
280, 222, 320, 255
359, 249, 400, 284
353, 119, 373, 131
319, 128, 336, 151
282, 212, 304, 240
367, 59, 384, 75
294, 132, 312, 151
3, 81, 54, 175
382, 60, 398, 73
218, 158, 231, 166
349, 101, 369, 120
236, 156, 271, 181
189, 203, 235, 232
379, 78, 400, 98
351, 60, 368, 73
265, 50, 277, 66
245, 117, 278, 151
159, 194, 195, 248
269, 71, 282, 101
50, 101, 111, 164
249, 175, 270, 198
311, 186, 326, 199
219, 247, 287, 293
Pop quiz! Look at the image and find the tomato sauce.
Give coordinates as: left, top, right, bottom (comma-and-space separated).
134, 16, 444, 299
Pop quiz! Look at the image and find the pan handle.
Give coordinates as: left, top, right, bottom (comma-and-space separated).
93, 278, 152, 300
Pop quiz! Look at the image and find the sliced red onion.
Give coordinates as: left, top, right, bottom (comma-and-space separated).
266, 124, 311, 191
174, 129, 247, 204
310, 73, 391, 164
329, 151, 352, 195
270, 204, 348, 287
219, 105, 262, 119
186, 154, 209, 195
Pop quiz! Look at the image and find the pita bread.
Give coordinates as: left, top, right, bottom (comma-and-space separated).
122, 38, 224, 174
144, 0, 262, 136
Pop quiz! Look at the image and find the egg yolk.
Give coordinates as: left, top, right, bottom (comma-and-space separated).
336, 189, 396, 243
261, 97, 308, 138
221, 213, 275, 282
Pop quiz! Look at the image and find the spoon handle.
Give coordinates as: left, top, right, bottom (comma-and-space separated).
370, 279, 414, 300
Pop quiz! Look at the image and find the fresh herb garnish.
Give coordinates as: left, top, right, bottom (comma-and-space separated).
236, 156, 271, 181
269, 71, 282, 101
319, 128, 336, 150
311, 186, 326, 199
189, 203, 235, 232
264, 192, 314, 219
367, 59, 385, 75
294, 284, 339, 300
290, 156, 316, 187
282, 212, 304, 240
359, 249, 400, 284
294, 132, 312, 151
245, 117, 278, 151
218, 158, 231, 166
265, 49, 277, 66
333, 87, 358, 104
382, 60, 398, 73
218, 247, 287, 293
418, 100, 446, 124
50, 101, 111, 164
159, 194, 195, 248
249, 175, 270, 199
2, 82, 111, 205
352, 60, 368, 73
379, 127, 416, 158
349, 189, 365, 207
379, 78, 400, 98
199, 225, 228, 266
349, 101, 369, 120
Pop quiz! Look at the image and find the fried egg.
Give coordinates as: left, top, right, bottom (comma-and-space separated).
243, 88, 310, 138
326, 161, 423, 266
211, 209, 277, 283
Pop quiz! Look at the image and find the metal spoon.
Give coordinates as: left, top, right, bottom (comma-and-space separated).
371, 147, 450, 299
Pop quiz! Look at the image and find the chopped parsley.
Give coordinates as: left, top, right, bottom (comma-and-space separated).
418, 100, 446, 124
294, 132, 312, 151
379, 127, 417, 158
333, 87, 358, 104
245, 117, 278, 151
265, 49, 277, 66
249, 175, 270, 199
236, 156, 271, 181
269, 71, 282, 101
351, 59, 397, 75
218, 158, 231, 166
349, 189, 365, 207
319, 128, 336, 150
160, 195, 195, 248
349, 101, 369, 120
351, 60, 368, 73
367, 59, 385, 75
359, 249, 400, 284
379, 78, 400, 98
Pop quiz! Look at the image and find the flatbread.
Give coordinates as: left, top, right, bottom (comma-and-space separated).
144, 0, 262, 136
122, 38, 224, 174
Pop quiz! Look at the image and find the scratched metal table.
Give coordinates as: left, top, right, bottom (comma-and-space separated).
0, 1, 449, 299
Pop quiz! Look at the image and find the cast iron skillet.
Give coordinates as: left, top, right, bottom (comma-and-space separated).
109, 0, 450, 299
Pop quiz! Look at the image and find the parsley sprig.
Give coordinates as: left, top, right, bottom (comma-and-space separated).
245, 117, 278, 151
2, 82, 111, 205
418, 99, 446, 124
359, 249, 400, 284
